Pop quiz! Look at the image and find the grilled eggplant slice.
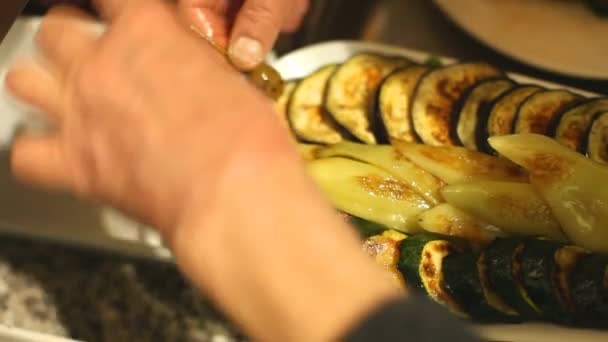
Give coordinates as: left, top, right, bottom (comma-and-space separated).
376, 65, 430, 143
513, 89, 583, 135
482, 85, 544, 153
398, 233, 468, 317
417, 203, 503, 244
548, 97, 608, 152
441, 181, 566, 241
288, 65, 349, 144
484, 238, 542, 319
411, 62, 503, 146
453, 78, 515, 151
275, 80, 298, 129
570, 255, 608, 328
393, 141, 526, 184
584, 111, 608, 165
307, 157, 430, 233
363, 230, 408, 290
325, 53, 412, 144
490, 134, 608, 254
317, 142, 444, 205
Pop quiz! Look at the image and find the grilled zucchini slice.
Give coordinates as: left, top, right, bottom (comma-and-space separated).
519, 239, 569, 323
325, 53, 412, 144
307, 157, 430, 233
363, 231, 408, 290
411, 62, 503, 146
288, 65, 349, 144
584, 111, 608, 165
376, 65, 430, 143
513, 89, 583, 135
482, 85, 544, 153
554, 246, 592, 320
484, 238, 542, 319
570, 255, 608, 328
443, 252, 517, 322
453, 78, 515, 151
548, 97, 608, 152
398, 233, 468, 317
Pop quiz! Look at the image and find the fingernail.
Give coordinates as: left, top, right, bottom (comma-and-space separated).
229, 36, 264, 70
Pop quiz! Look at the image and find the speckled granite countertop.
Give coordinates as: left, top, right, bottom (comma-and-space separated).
0, 234, 243, 342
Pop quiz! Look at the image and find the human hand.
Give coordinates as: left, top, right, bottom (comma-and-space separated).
179, 0, 309, 69
5, 0, 286, 236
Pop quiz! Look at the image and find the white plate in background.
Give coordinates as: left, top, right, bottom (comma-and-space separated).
434, 0, 608, 80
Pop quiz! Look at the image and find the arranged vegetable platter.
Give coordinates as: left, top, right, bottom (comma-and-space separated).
272, 41, 608, 341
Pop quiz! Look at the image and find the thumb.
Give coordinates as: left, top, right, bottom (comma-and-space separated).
228, 0, 286, 70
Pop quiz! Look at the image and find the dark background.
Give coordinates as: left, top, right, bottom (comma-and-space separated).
22, 0, 608, 94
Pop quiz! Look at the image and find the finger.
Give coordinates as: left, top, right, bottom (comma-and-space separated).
179, 0, 236, 48
36, 6, 99, 75
282, 0, 309, 33
5, 60, 63, 120
10, 135, 70, 191
92, 0, 134, 21
228, 0, 288, 70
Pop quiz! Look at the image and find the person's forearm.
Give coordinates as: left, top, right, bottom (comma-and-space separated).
171, 114, 404, 341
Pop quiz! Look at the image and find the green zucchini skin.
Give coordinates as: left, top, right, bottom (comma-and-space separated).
443, 252, 519, 323
398, 233, 469, 316
570, 255, 608, 328
484, 238, 542, 320
398, 234, 444, 291
519, 239, 569, 323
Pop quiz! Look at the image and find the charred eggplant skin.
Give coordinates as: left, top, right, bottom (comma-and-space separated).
546, 98, 608, 152
374, 65, 430, 144
450, 77, 515, 151
512, 89, 583, 135
410, 62, 504, 146
325, 53, 412, 144
287, 64, 354, 144
480, 85, 544, 154
583, 111, 608, 165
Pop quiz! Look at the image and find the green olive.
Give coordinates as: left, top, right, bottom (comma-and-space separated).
189, 26, 285, 100
246, 63, 285, 100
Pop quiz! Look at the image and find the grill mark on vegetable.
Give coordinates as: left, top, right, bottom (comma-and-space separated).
357, 175, 419, 200
525, 153, 573, 183
418, 148, 524, 179
513, 245, 541, 313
